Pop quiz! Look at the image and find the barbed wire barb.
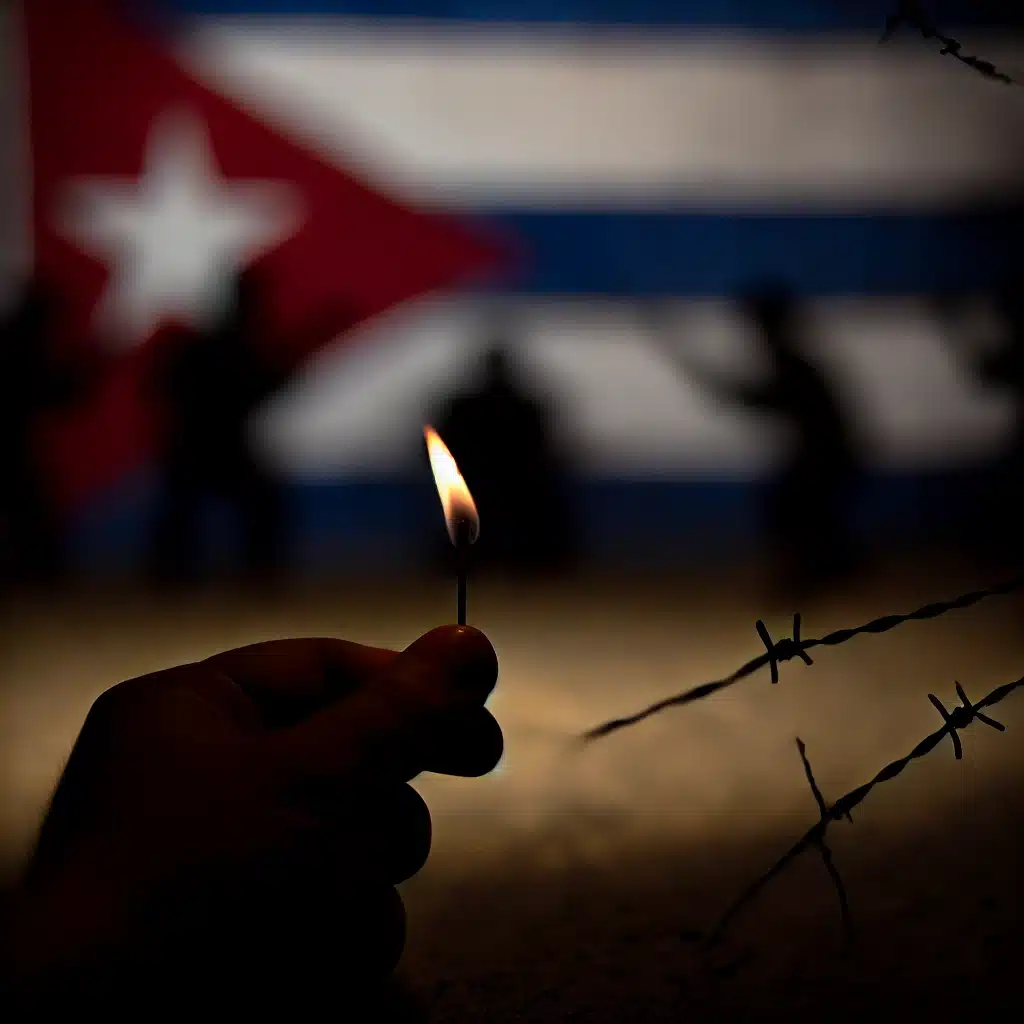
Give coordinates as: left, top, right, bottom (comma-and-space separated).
758, 614, 813, 684
581, 574, 1024, 742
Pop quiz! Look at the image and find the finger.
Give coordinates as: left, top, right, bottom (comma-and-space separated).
355, 784, 433, 885
266, 625, 498, 789
420, 706, 504, 778
200, 638, 400, 726
316, 784, 433, 886
336, 884, 407, 980
185, 875, 407, 990
254, 877, 408, 982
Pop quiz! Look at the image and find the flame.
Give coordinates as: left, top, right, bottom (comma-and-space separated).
424, 425, 480, 546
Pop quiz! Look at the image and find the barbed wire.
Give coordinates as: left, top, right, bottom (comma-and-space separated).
881, 1, 1020, 86
700, 672, 1020, 949
795, 738, 854, 947
581, 574, 1024, 742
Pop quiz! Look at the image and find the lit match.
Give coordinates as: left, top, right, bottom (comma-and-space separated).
424, 425, 480, 625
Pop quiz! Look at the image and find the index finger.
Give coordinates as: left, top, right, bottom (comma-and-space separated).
202, 638, 400, 724
266, 625, 499, 789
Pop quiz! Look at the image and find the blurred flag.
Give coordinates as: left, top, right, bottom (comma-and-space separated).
11, 1, 1023, 565
176, 1, 1024, 298
150, 1, 1024, 479
17, 0, 502, 510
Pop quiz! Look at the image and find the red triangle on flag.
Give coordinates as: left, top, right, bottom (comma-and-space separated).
21, 0, 506, 511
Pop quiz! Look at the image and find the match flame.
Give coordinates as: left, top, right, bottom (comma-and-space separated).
424, 425, 480, 546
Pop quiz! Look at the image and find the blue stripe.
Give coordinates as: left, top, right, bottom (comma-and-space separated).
476, 209, 1021, 297
73, 469, 989, 574
167, 1, 1021, 33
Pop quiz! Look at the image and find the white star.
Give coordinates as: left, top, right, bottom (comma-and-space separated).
57, 108, 303, 348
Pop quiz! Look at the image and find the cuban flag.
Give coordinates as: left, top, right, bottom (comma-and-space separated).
3, 1, 1023, 568
1, 0, 502, 512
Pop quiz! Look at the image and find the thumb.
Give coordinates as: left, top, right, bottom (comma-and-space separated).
266, 625, 498, 790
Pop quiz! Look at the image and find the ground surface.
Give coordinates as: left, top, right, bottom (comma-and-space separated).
1, 556, 1022, 1019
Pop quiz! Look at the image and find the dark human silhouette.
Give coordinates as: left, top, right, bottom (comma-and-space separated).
0, 278, 87, 589
941, 273, 1024, 568
147, 267, 287, 586
0, 625, 501, 1016
427, 335, 579, 576
651, 284, 859, 599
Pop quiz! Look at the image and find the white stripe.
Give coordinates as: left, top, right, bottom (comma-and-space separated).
181, 20, 1024, 210
256, 296, 1012, 476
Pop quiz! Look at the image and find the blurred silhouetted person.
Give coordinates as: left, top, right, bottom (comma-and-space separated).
427, 331, 578, 576
148, 267, 287, 586
651, 284, 859, 599
0, 278, 85, 588
941, 273, 1024, 568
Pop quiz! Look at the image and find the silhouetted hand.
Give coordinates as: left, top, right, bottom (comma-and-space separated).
1, 625, 501, 1014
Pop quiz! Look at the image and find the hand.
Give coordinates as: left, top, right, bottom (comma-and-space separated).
2, 625, 501, 1013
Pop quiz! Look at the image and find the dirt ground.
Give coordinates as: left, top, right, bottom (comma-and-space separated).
2, 555, 1022, 1019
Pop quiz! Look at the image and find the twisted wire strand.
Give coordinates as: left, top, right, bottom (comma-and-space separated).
702, 674, 1020, 947
582, 575, 1024, 742
881, 1, 1019, 85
